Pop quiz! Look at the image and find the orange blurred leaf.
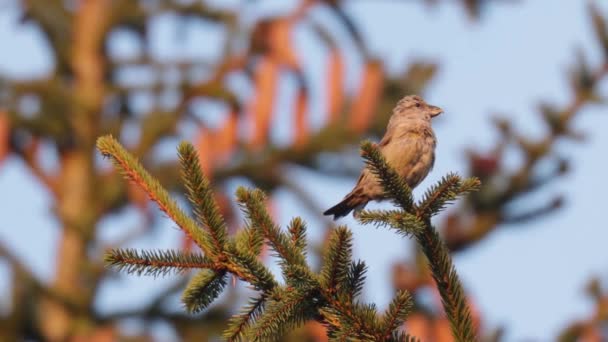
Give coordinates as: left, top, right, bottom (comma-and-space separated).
72, 325, 117, 342
392, 262, 423, 292
214, 110, 239, 164
0, 111, 10, 166
195, 127, 214, 177
405, 313, 432, 341
214, 190, 237, 234
326, 49, 345, 124
350, 60, 384, 133
304, 320, 328, 342
580, 326, 603, 342
248, 57, 279, 149
270, 19, 300, 70
293, 88, 309, 148
434, 318, 455, 342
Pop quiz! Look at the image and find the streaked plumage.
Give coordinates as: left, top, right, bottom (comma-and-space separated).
323, 95, 442, 220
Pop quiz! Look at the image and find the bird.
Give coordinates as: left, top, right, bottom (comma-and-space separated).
323, 95, 443, 220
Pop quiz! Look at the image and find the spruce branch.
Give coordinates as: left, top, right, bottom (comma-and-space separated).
388, 331, 422, 342
334, 302, 382, 341
343, 260, 367, 301
104, 248, 215, 277
415, 224, 475, 341
380, 290, 414, 340
181, 269, 227, 314
360, 141, 414, 211
321, 310, 368, 341
96, 135, 212, 252
320, 226, 353, 293
224, 294, 268, 342
178, 141, 228, 258
97, 137, 429, 340
283, 264, 319, 289
357, 209, 424, 237
415, 174, 480, 218
234, 188, 316, 293
320, 307, 365, 341
321, 298, 382, 341
234, 224, 264, 257
247, 287, 317, 342
225, 242, 278, 292
287, 216, 307, 257
236, 187, 306, 267
359, 142, 477, 341
318, 261, 378, 341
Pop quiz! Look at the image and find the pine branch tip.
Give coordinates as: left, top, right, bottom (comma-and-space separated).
96, 135, 119, 157
177, 140, 195, 152
359, 140, 376, 155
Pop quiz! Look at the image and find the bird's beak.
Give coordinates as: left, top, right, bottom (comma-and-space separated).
429, 105, 443, 117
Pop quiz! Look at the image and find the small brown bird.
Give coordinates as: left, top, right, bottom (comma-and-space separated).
324, 95, 443, 219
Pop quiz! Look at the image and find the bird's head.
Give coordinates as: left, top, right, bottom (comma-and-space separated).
394, 95, 443, 120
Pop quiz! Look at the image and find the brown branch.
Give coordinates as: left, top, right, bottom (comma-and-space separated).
17, 139, 58, 195
445, 61, 608, 253
0, 242, 84, 315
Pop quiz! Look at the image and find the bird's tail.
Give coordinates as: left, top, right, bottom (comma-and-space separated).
323, 191, 369, 220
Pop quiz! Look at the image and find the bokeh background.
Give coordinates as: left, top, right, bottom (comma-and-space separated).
1, 0, 608, 341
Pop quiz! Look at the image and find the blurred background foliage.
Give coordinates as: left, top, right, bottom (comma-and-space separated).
0, 0, 607, 341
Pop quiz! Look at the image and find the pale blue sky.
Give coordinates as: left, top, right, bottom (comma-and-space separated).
1, 0, 608, 340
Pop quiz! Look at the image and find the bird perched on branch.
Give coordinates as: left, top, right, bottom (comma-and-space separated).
324, 95, 443, 219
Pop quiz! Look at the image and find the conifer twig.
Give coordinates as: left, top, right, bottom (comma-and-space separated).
416, 223, 475, 341
104, 248, 215, 277
96, 135, 213, 253
416, 174, 480, 218
357, 209, 424, 237
178, 141, 229, 259
287, 217, 307, 256
359, 141, 477, 342
234, 224, 264, 257
320, 226, 353, 292
236, 187, 306, 267
248, 287, 316, 341
181, 269, 227, 314
224, 294, 268, 341
97, 137, 431, 340
343, 260, 367, 301
360, 141, 414, 211
380, 290, 414, 340
389, 331, 422, 342
224, 242, 278, 292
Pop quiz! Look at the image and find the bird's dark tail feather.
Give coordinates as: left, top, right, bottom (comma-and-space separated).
323, 192, 368, 220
